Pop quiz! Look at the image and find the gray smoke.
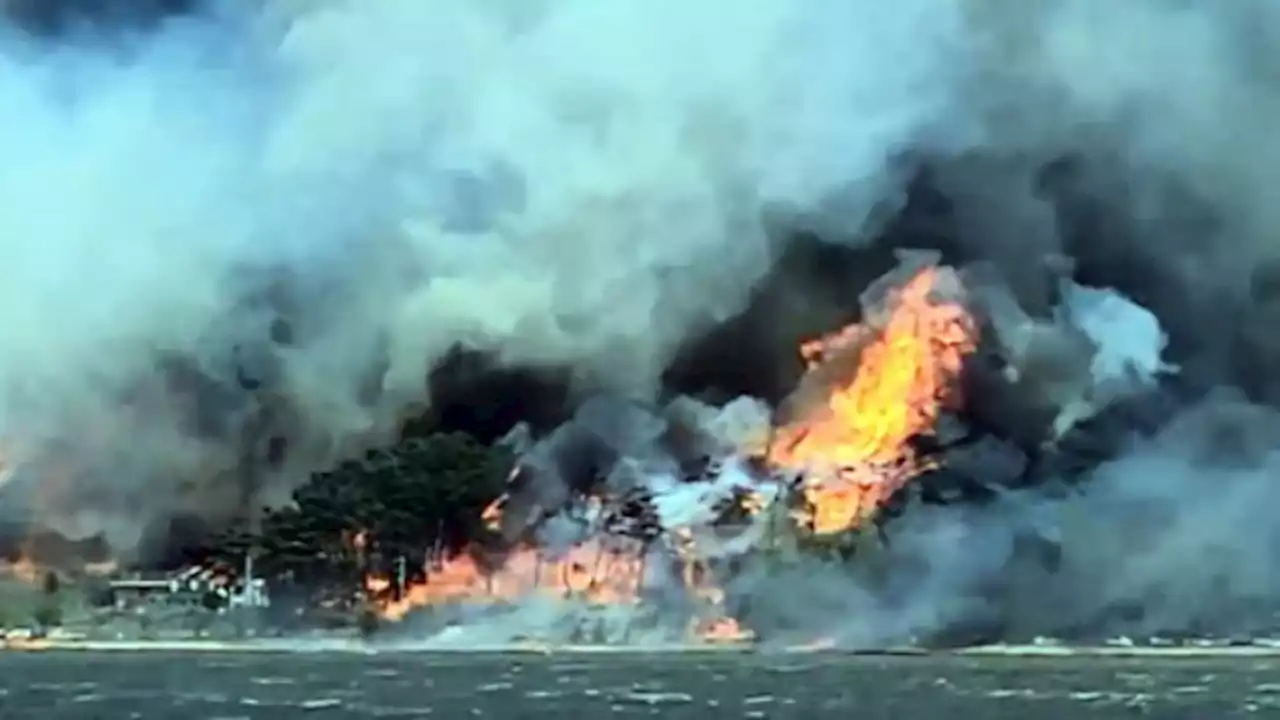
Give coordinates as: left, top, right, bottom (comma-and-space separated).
879, 0, 1280, 642
731, 273, 1280, 646
449, 260, 1185, 647
0, 0, 971, 550
4, 0, 1280, 642
937, 0, 1280, 334
818, 390, 1280, 645
468, 0, 1280, 645
464, 256, 1280, 647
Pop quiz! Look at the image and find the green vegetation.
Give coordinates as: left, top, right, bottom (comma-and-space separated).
193, 425, 909, 639
0, 580, 44, 631
29, 570, 65, 632
204, 431, 513, 605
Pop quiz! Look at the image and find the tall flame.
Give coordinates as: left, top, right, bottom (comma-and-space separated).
365, 264, 976, 638
769, 266, 977, 534
0, 264, 978, 646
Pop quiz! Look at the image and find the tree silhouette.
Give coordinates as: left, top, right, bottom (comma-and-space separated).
203, 431, 513, 607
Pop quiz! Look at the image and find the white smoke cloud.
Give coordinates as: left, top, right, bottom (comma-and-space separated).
0, 0, 973, 546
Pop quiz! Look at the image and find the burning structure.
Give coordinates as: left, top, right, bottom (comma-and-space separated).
3, 0, 1280, 646
345, 249, 1177, 646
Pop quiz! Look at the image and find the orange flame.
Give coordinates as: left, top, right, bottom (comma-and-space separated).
769, 266, 977, 534
367, 541, 755, 643
366, 526, 753, 642
368, 538, 650, 623
364, 265, 973, 642
481, 495, 506, 531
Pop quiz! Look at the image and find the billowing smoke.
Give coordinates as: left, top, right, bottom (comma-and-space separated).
941, 0, 1280, 361
473, 260, 1200, 647
852, 0, 1280, 641
5, 0, 1280, 642
806, 390, 1280, 646
0, 0, 969, 553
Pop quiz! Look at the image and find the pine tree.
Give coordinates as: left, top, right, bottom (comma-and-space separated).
203, 430, 513, 608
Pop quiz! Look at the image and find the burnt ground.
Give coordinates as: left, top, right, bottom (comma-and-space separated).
0, 650, 1277, 719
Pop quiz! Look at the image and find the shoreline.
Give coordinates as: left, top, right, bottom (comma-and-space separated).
6, 637, 1280, 657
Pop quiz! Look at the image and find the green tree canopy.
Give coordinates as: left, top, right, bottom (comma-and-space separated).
206, 430, 514, 600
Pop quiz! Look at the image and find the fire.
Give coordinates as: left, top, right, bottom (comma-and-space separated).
769, 266, 977, 534
480, 495, 505, 531
686, 581, 753, 644
366, 519, 755, 643
368, 538, 649, 623
0, 265, 975, 647
362, 263, 974, 643
367, 541, 756, 643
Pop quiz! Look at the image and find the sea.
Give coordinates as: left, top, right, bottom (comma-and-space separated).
1, 647, 1278, 719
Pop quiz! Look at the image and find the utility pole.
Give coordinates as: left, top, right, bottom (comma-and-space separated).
240, 549, 268, 609
232, 552, 255, 639
432, 519, 445, 569
394, 555, 407, 601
